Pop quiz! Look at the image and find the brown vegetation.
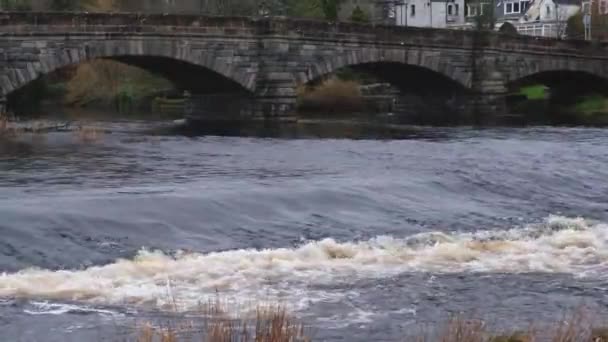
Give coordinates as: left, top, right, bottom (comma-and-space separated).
297, 77, 365, 114
136, 302, 309, 342
416, 308, 608, 342
64, 60, 172, 108
135, 304, 608, 342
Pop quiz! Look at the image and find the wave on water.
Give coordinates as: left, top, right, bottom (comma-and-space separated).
23, 301, 122, 317
0, 215, 606, 312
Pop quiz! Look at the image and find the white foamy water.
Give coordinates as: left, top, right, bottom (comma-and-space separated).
1, 216, 607, 312
23, 301, 122, 317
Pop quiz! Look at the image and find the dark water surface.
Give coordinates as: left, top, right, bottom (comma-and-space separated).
1, 120, 608, 341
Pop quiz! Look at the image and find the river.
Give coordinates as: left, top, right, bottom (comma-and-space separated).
1, 119, 608, 341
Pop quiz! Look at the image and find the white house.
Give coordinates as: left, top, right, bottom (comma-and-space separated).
515, 0, 581, 37
393, 0, 466, 28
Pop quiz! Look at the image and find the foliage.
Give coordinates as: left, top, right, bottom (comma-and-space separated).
0, 0, 344, 18
49, 0, 82, 10
333, 67, 381, 84
566, 11, 585, 39
0, 0, 102, 11
320, 0, 340, 20
499, 22, 518, 36
205, 0, 258, 15
284, 0, 342, 20
334, 67, 361, 82
350, 5, 369, 23
589, 12, 608, 41
469, 0, 496, 31
64, 60, 173, 112
0, 0, 31, 10
284, 0, 323, 18
572, 94, 608, 115
476, 12, 496, 31
567, 3, 608, 41
84, 0, 116, 11
519, 85, 547, 100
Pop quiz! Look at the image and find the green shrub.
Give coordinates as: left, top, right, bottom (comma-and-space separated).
350, 5, 369, 23
519, 85, 548, 100
0, 0, 31, 10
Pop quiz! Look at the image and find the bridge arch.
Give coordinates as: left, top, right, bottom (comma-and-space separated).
297, 48, 470, 90
1, 40, 256, 97
507, 58, 608, 87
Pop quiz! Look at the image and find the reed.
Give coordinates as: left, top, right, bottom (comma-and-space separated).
135, 304, 608, 342
136, 301, 310, 342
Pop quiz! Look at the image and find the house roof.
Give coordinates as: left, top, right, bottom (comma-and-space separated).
522, 0, 541, 21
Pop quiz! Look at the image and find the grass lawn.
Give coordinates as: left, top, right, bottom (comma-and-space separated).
519, 85, 548, 100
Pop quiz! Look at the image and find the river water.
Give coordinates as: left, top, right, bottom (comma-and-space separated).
1, 120, 608, 341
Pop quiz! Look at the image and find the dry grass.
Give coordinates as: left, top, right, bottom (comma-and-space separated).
65, 60, 127, 106
65, 60, 172, 108
297, 77, 365, 114
438, 317, 486, 342
134, 303, 608, 342
415, 308, 607, 342
136, 301, 310, 342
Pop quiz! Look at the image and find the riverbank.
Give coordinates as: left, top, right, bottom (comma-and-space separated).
512, 85, 608, 126
137, 304, 607, 342
6, 60, 175, 118
9, 65, 608, 127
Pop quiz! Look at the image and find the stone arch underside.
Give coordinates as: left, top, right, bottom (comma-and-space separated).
298, 48, 471, 90
0, 39, 256, 97
506, 56, 608, 87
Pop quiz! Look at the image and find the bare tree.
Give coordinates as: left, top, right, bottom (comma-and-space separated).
468, 0, 496, 31
554, 2, 572, 39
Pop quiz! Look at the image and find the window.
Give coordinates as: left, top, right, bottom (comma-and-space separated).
504, 0, 527, 14
411, 4, 416, 16
546, 5, 551, 15
455, 4, 459, 14
448, 4, 453, 15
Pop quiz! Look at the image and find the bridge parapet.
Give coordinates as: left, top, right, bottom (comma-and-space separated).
0, 12, 605, 54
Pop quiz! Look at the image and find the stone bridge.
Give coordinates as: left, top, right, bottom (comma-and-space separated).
1, 12, 608, 122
